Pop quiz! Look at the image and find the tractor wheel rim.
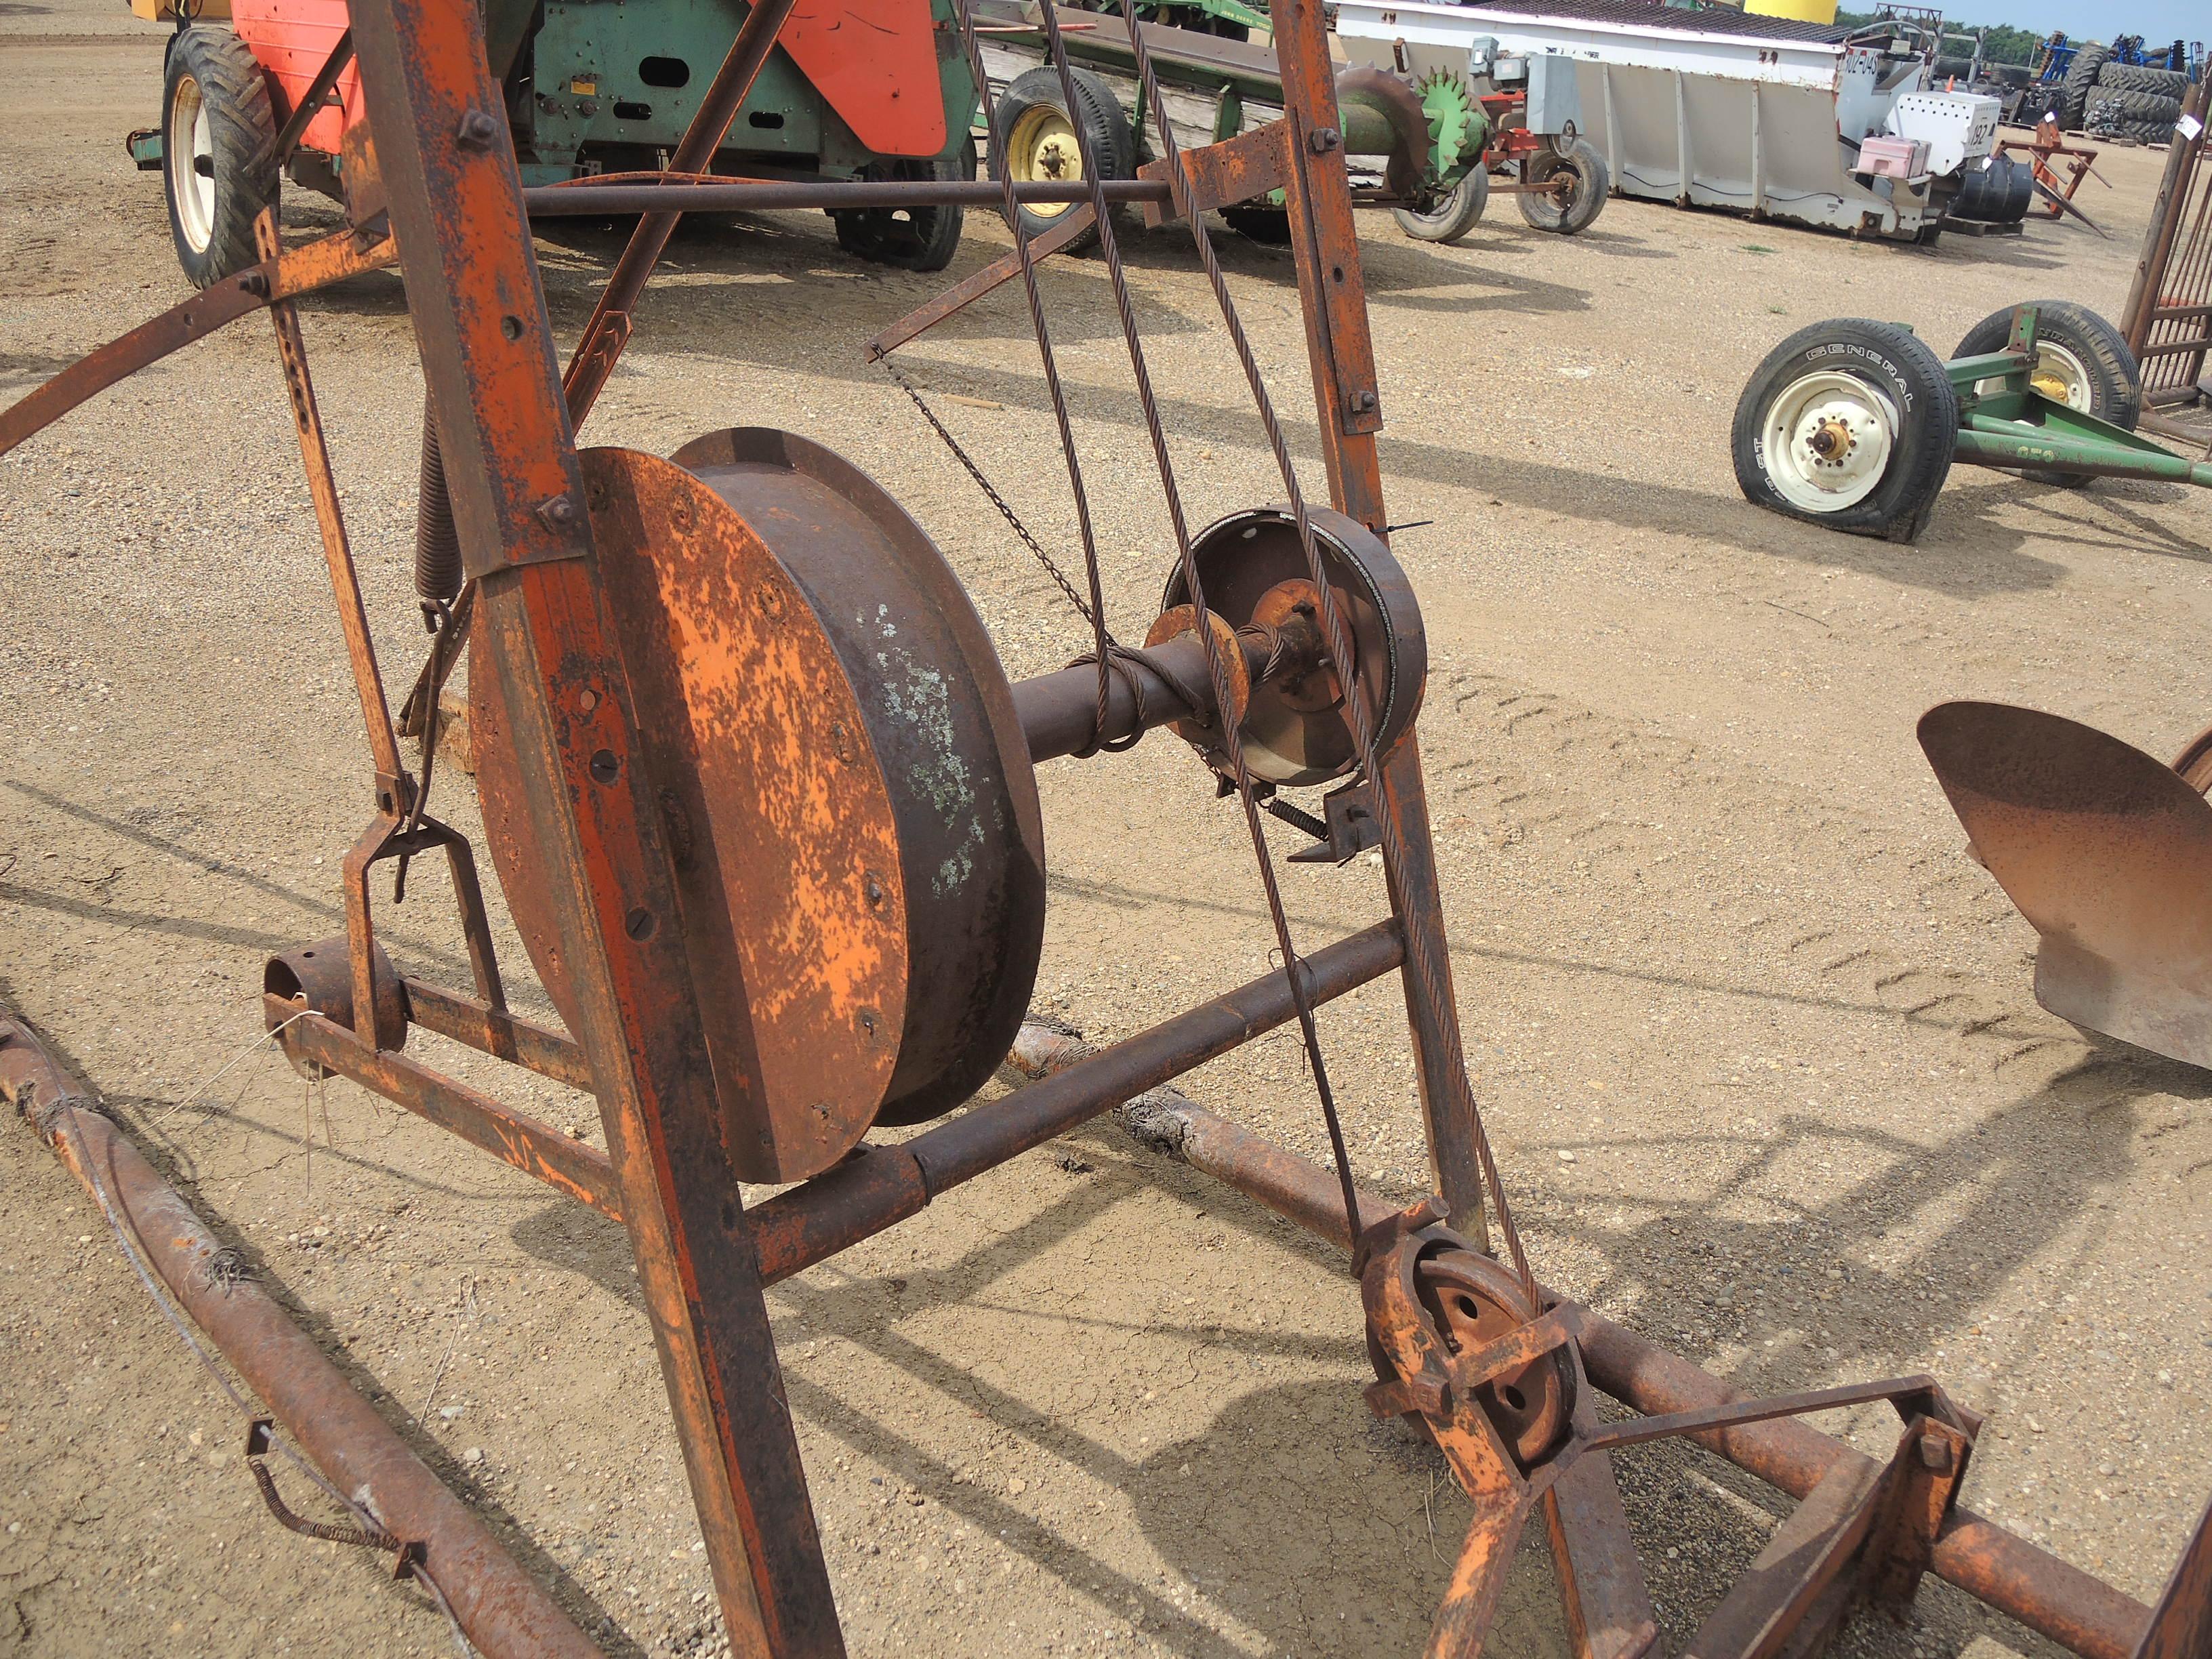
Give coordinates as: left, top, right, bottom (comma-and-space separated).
2028, 341, 2093, 410
1007, 104, 1080, 220
169, 73, 216, 253
1763, 370, 1898, 512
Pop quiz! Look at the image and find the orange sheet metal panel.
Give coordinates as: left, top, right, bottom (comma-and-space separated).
781, 0, 947, 157
232, 0, 362, 155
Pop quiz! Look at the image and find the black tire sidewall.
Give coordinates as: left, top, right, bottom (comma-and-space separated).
161, 26, 277, 288
991, 66, 1132, 250
1516, 140, 1607, 234
1732, 321, 1958, 538
1391, 167, 1489, 243
1951, 300, 2142, 486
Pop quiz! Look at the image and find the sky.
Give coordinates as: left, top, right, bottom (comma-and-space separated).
1927, 0, 2204, 43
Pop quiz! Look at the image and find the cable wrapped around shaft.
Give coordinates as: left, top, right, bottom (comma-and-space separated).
412, 394, 462, 607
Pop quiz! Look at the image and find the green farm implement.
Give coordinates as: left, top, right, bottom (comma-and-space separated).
1734, 300, 2211, 542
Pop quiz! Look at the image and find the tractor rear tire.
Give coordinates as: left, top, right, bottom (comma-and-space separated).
1732, 319, 1958, 543
2056, 43, 2110, 129
2096, 61, 2190, 97
1392, 167, 1490, 244
162, 25, 278, 288
1516, 138, 1608, 234
2086, 88, 2184, 129
1952, 302, 2140, 489
832, 141, 972, 272
991, 66, 1133, 253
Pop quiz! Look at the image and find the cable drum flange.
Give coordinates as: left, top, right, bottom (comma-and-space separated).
1157, 506, 1426, 788
474, 428, 1046, 1178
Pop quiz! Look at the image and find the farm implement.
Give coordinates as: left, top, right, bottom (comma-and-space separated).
4, 0, 2211, 1655
1734, 300, 2211, 541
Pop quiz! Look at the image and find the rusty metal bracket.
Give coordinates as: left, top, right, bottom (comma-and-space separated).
0, 224, 396, 459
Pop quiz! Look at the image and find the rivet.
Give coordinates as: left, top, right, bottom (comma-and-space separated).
758, 586, 786, 619
456, 108, 500, 149
830, 721, 857, 764
863, 873, 885, 909
578, 687, 599, 714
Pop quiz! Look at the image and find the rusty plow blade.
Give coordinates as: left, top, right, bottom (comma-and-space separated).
1919, 701, 2212, 1070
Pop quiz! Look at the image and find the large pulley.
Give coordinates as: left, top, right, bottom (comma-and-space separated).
474, 428, 1047, 1183
1154, 506, 1426, 788
1362, 1215, 1576, 1471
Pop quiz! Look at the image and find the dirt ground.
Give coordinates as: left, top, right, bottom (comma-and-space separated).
4, 5, 2210, 1656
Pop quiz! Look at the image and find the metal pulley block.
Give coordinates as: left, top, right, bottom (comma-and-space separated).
473, 428, 1046, 1183
1151, 506, 1427, 788
1359, 1201, 1576, 1473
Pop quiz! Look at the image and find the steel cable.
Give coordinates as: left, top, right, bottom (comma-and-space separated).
939, 0, 1122, 749
1009, 0, 1372, 1261
1114, 1, 1534, 1295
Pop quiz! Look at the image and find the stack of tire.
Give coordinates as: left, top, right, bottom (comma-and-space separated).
2082, 57, 2193, 145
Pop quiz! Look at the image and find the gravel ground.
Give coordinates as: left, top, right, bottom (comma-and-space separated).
3, 5, 2209, 1657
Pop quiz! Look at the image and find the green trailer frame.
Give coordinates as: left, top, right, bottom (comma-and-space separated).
1948, 304, 2212, 487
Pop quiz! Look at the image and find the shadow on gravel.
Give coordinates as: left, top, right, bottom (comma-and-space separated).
269, 191, 2178, 598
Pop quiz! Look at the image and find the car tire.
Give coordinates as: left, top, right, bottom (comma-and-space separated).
1391, 167, 1490, 243
1952, 301, 2141, 488
1515, 138, 1608, 234
162, 25, 278, 287
1732, 319, 1959, 542
990, 66, 1133, 253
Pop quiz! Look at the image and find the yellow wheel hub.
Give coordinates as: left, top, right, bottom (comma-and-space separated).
2030, 369, 2071, 402
1007, 104, 1082, 220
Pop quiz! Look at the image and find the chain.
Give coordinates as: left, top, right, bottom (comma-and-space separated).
876, 354, 1111, 638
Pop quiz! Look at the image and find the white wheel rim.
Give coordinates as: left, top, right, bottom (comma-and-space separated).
169, 73, 216, 253
1761, 369, 1898, 513
1972, 340, 2093, 411
2028, 342, 2091, 410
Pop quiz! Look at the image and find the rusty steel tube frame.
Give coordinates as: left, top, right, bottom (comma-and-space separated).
741, 918, 1400, 1282
327, 0, 1527, 1649
0, 1014, 601, 1659
1086, 1082, 2155, 1659
527, 178, 1176, 217
1012, 625, 1268, 763
348, 2, 844, 1653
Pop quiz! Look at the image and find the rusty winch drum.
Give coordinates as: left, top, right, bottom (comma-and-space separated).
474, 428, 1048, 1183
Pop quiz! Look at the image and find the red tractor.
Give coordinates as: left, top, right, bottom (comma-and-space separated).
134, 0, 984, 286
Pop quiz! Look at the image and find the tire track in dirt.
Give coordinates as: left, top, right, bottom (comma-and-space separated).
1425, 667, 2096, 1084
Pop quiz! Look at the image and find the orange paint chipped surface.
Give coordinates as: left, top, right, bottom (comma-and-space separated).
480, 450, 907, 1182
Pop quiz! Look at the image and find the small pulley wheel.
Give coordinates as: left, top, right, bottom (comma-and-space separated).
1158, 506, 1425, 788
1368, 1242, 1575, 1469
